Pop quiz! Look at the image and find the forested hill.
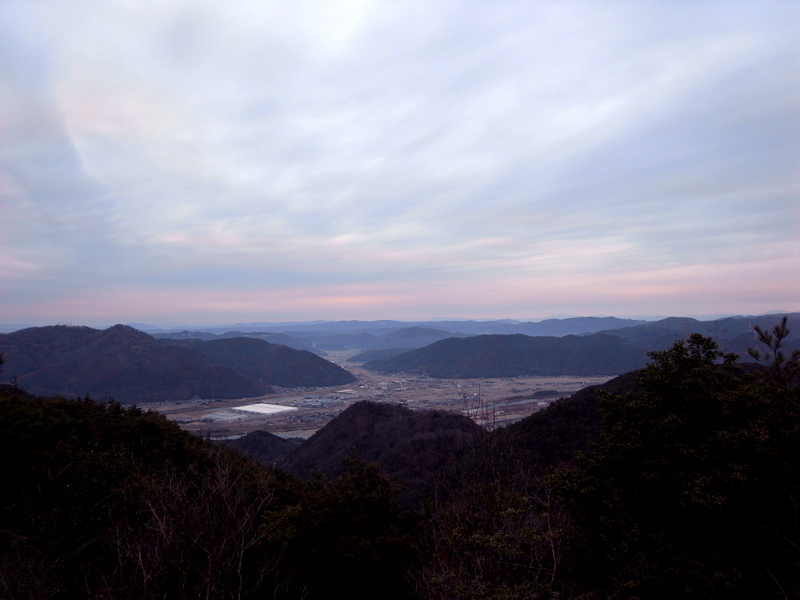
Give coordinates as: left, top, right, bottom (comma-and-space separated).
280, 401, 482, 504
232, 374, 640, 504
0, 390, 419, 600
597, 312, 800, 355
364, 333, 648, 377
0, 325, 355, 402
228, 401, 484, 506
159, 337, 356, 387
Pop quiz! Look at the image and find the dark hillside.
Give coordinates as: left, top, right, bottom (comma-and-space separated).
551, 334, 800, 598
155, 330, 320, 352
0, 391, 279, 599
225, 430, 302, 465
283, 400, 483, 504
0, 325, 356, 403
0, 389, 420, 600
160, 337, 356, 387
594, 320, 698, 353
0, 325, 268, 402
365, 333, 647, 378
0, 325, 99, 375
496, 370, 642, 472
599, 313, 800, 356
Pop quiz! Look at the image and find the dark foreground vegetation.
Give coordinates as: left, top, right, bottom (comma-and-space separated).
1, 319, 799, 599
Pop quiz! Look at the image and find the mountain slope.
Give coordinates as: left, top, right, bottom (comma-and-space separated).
0, 325, 355, 402
282, 400, 483, 504
349, 348, 412, 363
364, 333, 648, 378
225, 430, 302, 466
0, 325, 268, 402
598, 313, 800, 356
495, 370, 642, 472
372, 326, 465, 348
160, 337, 356, 387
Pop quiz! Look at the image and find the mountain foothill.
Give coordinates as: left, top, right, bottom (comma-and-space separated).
1, 313, 797, 402
0, 324, 355, 403
362, 333, 648, 377
360, 313, 800, 377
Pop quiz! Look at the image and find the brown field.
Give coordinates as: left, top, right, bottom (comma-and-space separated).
150, 361, 612, 439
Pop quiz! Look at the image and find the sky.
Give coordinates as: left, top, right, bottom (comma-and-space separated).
1, 0, 798, 328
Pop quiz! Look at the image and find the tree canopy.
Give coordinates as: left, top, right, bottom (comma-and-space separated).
555, 333, 800, 599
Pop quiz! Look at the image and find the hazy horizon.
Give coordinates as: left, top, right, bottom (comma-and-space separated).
2, 1, 798, 326
3, 309, 799, 334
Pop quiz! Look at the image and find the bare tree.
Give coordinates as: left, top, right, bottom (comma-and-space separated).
110, 447, 288, 600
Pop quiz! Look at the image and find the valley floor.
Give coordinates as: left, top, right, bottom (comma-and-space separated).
151, 364, 612, 439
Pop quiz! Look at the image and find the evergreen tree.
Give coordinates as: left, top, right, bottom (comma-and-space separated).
555, 333, 800, 599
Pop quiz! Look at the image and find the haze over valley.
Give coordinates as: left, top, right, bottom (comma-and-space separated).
3, 312, 797, 439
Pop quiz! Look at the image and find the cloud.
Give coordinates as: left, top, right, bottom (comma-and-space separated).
1, 0, 798, 324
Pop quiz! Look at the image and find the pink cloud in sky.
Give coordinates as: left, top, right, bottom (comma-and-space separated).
6, 250, 795, 327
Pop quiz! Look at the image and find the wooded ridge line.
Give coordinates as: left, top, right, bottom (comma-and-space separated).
1, 314, 796, 402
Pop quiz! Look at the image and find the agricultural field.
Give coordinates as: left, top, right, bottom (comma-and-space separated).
152, 363, 612, 439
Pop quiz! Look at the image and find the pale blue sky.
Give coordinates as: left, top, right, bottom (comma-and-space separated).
1, 0, 798, 327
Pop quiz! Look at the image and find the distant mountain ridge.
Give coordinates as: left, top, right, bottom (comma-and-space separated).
142, 314, 799, 358
142, 316, 649, 337
597, 313, 800, 356
362, 314, 800, 379
154, 326, 468, 355
149, 318, 648, 355
0, 325, 355, 403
